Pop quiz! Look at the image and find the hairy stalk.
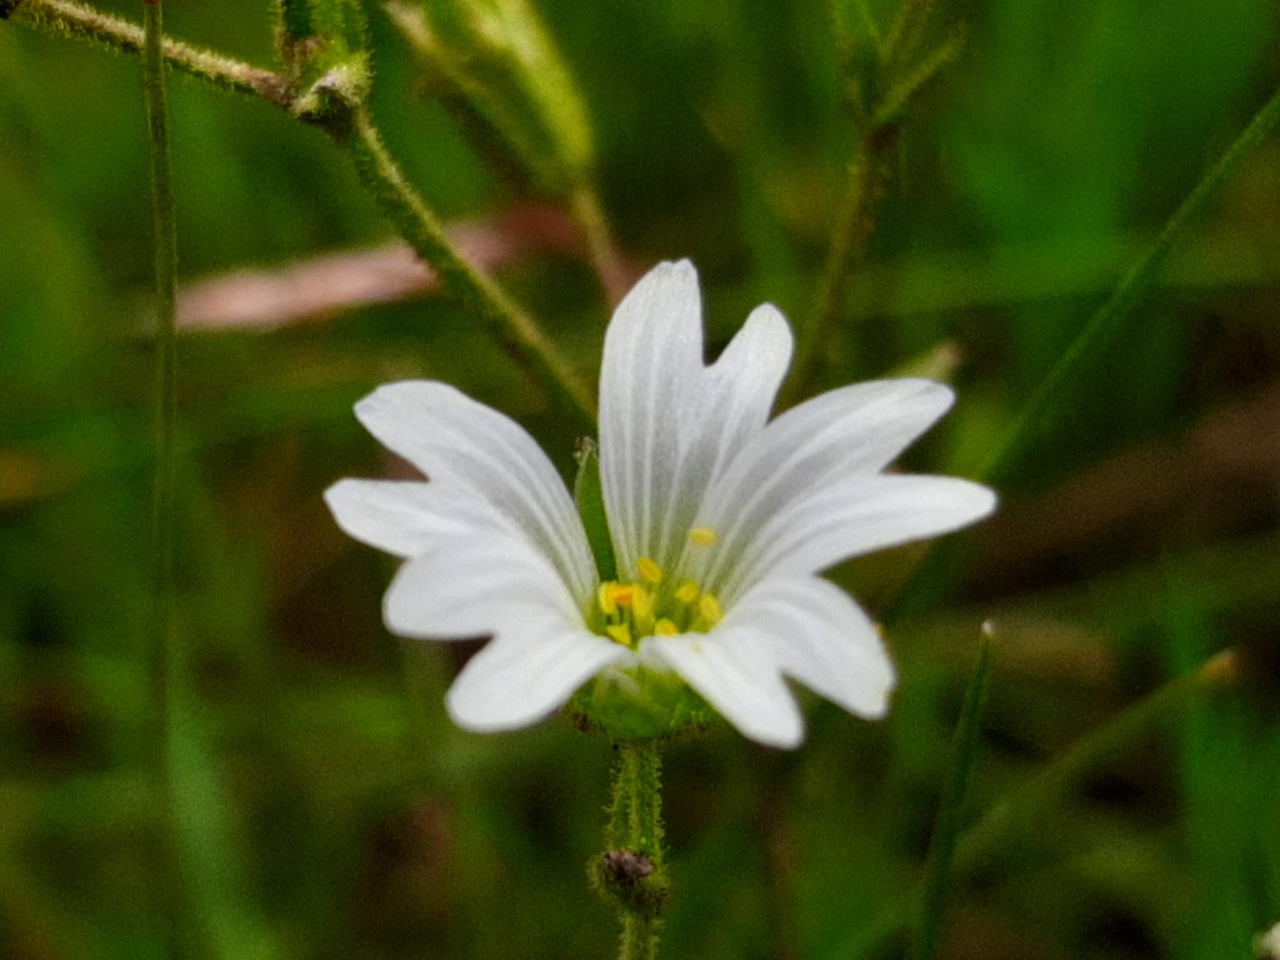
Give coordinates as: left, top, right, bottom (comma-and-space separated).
6, 0, 598, 422
6, 0, 293, 106
787, 0, 957, 402
592, 741, 669, 960
343, 108, 597, 422
142, 0, 179, 946
620, 913, 660, 960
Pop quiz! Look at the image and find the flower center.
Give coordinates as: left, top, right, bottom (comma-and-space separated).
591, 528, 722, 648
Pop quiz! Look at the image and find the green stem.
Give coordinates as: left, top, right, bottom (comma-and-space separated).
143, 0, 177, 772
6, 0, 293, 107
878, 0, 937, 79
790, 0, 955, 403
569, 183, 629, 306
786, 141, 888, 402
620, 913, 660, 960
594, 741, 669, 960
343, 108, 597, 423
143, 0, 179, 945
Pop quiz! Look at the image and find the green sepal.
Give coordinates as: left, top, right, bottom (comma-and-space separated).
573, 437, 617, 583
566, 665, 717, 742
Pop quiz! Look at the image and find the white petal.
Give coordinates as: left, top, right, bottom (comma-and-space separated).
324, 478, 502, 558
694, 379, 960, 590
599, 261, 704, 575
726, 576, 895, 718
599, 264, 795, 577
446, 620, 629, 732
354, 380, 596, 603
647, 631, 803, 748
383, 531, 584, 639
741, 378, 956, 483
724, 475, 996, 600
680, 302, 793, 508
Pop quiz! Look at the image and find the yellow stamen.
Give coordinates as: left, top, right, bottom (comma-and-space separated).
689, 526, 717, 546
592, 564, 724, 646
636, 556, 663, 585
631, 586, 654, 623
697, 592, 723, 624
597, 582, 618, 616
675, 580, 700, 605
610, 584, 637, 609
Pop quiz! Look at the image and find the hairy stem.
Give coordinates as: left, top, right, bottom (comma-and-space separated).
789, 0, 955, 401
343, 108, 597, 422
8, 0, 599, 423
6, 0, 293, 107
594, 741, 669, 960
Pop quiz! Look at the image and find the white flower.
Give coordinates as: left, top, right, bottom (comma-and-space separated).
325, 260, 995, 747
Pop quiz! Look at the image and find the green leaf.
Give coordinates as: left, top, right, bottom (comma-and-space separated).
573, 437, 616, 583
909, 625, 993, 960
982, 79, 1280, 485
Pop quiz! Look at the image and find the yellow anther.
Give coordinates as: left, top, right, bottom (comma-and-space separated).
689, 526, 717, 546
597, 582, 618, 616
631, 586, 654, 623
610, 584, 638, 609
593, 563, 724, 646
697, 592, 723, 624
636, 556, 664, 585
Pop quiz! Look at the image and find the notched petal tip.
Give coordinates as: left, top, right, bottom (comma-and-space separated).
324, 477, 469, 559
605, 260, 703, 350
717, 301, 795, 382
619, 259, 699, 308
352, 377, 438, 425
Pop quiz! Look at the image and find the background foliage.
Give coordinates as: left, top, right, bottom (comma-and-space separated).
3, 0, 1280, 958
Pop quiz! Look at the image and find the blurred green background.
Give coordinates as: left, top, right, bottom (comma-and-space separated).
3, 0, 1280, 958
